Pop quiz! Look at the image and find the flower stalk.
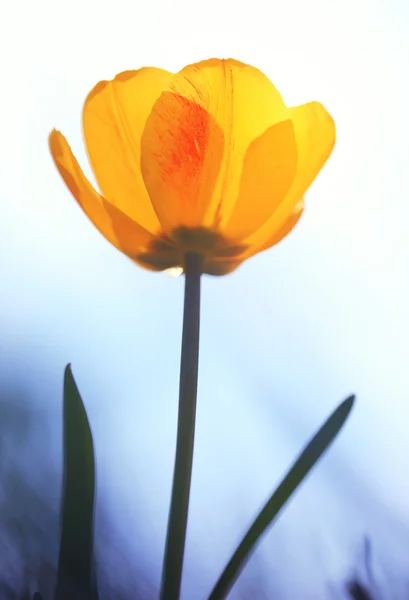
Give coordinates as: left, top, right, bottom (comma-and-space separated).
160, 252, 203, 600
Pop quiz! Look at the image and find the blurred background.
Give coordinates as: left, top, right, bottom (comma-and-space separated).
1, 0, 409, 597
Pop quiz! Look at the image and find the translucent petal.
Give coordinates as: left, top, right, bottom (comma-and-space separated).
244, 101, 335, 248
49, 130, 155, 257
82, 68, 172, 232
203, 258, 243, 276
223, 119, 297, 239
141, 58, 288, 231
141, 93, 224, 232
243, 200, 304, 258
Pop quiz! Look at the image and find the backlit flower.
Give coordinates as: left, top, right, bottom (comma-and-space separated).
49, 58, 335, 275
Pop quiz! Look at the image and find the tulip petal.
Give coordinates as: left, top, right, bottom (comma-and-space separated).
49, 129, 155, 256
243, 200, 304, 258
82, 68, 173, 232
288, 101, 335, 202
141, 58, 288, 231
203, 258, 243, 276
244, 101, 335, 249
223, 119, 298, 239
141, 92, 225, 233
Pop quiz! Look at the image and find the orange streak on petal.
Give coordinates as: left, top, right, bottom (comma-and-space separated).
145, 59, 288, 230
141, 93, 224, 231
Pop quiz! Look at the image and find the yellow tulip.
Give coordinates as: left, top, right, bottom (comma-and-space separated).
49, 58, 335, 275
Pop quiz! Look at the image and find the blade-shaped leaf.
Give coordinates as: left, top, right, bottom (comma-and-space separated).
207, 395, 355, 600
55, 364, 98, 600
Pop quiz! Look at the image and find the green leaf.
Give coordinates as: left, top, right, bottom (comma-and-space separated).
207, 395, 355, 600
55, 364, 98, 600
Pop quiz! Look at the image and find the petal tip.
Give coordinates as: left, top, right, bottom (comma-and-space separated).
85, 79, 110, 104
48, 128, 65, 158
312, 100, 336, 142
114, 69, 139, 83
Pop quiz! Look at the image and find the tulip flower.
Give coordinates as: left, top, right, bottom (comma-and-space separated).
49, 58, 335, 276
49, 58, 348, 600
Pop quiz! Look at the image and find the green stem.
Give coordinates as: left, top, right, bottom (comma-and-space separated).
160, 252, 203, 600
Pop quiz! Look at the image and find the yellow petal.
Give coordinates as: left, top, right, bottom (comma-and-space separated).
49, 129, 155, 256
203, 258, 244, 276
287, 101, 335, 208
223, 119, 297, 240
141, 58, 288, 232
141, 92, 225, 232
82, 68, 173, 232
242, 200, 304, 258
244, 101, 335, 248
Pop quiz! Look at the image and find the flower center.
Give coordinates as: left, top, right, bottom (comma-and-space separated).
136, 226, 247, 272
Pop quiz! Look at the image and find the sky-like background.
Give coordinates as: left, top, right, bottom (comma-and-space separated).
1, 0, 409, 598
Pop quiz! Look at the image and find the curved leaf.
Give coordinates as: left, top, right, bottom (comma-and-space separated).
208, 395, 355, 600
55, 364, 98, 600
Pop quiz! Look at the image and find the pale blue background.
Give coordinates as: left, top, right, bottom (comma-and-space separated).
1, 0, 409, 597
